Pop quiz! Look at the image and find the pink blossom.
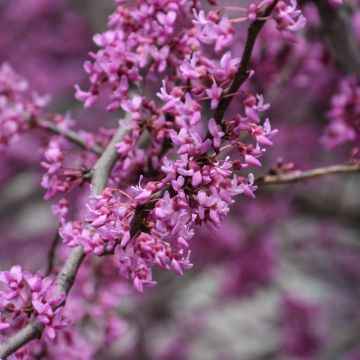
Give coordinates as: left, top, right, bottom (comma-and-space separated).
274, 0, 307, 37
0, 267, 68, 340
179, 52, 206, 80
322, 77, 360, 150
208, 118, 224, 150
0, 63, 49, 150
206, 82, 223, 110
193, 10, 234, 52
213, 52, 240, 81
244, 94, 270, 123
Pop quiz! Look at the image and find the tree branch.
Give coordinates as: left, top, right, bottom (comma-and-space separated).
91, 126, 126, 194
45, 231, 61, 276
213, 0, 280, 129
0, 126, 125, 359
255, 164, 360, 186
315, 0, 360, 80
36, 119, 104, 156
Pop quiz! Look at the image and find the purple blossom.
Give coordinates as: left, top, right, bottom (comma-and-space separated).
213, 52, 240, 81
0, 267, 68, 340
322, 76, 360, 150
193, 10, 234, 52
206, 83, 223, 110
0, 63, 49, 150
274, 0, 307, 38
244, 94, 270, 123
208, 118, 224, 150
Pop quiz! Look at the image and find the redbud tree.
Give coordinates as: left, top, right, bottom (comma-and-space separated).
0, 0, 360, 359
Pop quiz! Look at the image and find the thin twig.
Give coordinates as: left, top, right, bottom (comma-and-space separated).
255, 164, 360, 186
37, 119, 103, 156
0, 126, 125, 359
213, 0, 280, 129
45, 231, 61, 276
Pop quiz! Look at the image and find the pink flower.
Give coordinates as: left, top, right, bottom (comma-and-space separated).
206, 83, 223, 110
322, 77, 360, 150
51, 198, 69, 223
274, 0, 306, 37
213, 52, 240, 81
244, 94, 270, 123
0, 321, 10, 331
179, 52, 206, 80
0, 63, 49, 150
0, 267, 68, 340
247, 4, 258, 22
208, 118, 224, 150
74, 85, 98, 108
193, 10, 234, 52
252, 119, 278, 146
156, 11, 177, 27
231, 174, 258, 199
149, 45, 170, 73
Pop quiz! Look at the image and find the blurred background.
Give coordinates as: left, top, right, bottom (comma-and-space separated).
0, 0, 359, 359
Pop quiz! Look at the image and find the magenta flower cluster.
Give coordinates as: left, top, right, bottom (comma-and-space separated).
0, 0, 312, 354
0, 266, 68, 341
322, 76, 360, 153
59, 0, 306, 294
0, 63, 49, 151
40, 114, 102, 201
1, 0, 359, 358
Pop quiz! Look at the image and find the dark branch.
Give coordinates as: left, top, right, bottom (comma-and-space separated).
45, 231, 61, 276
315, 0, 360, 80
213, 0, 280, 129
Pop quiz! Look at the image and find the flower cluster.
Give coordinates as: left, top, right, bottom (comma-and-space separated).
60, 0, 286, 293
192, 9, 234, 52
0, 266, 68, 340
322, 76, 360, 151
41, 135, 71, 200
0, 63, 49, 150
225, 0, 306, 38
60, 119, 276, 292
2, 0, 355, 359
274, 0, 307, 38
60, 94, 276, 295
75, 0, 195, 112
40, 115, 114, 201
3, 0, 360, 359
1, 260, 128, 360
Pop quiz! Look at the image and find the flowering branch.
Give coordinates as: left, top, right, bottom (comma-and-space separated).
0, 126, 125, 359
0, 0, 310, 358
256, 164, 360, 186
213, 0, 280, 128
